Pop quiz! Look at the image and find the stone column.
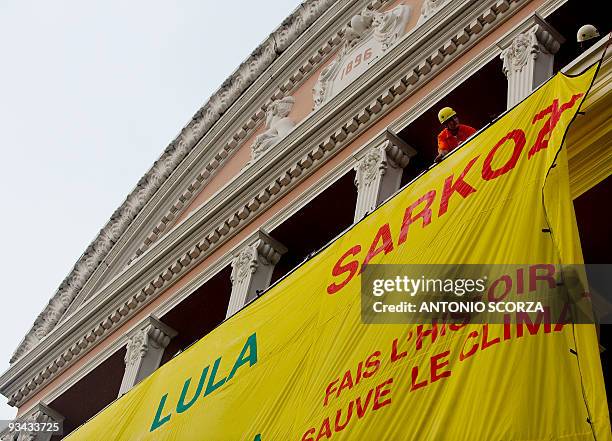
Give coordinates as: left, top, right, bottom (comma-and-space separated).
499, 15, 564, 108
0, 403, 64, 441
227, 230, 287, 317
354, 130, 416, 221
118, 316, 176, 396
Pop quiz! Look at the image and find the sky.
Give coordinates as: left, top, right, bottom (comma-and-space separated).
0, 0, 302, 420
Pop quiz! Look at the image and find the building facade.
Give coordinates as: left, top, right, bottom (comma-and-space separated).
1, 0, 610, 439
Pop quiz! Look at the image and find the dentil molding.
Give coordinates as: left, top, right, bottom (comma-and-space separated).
11, 0, 388, 365
4, 0, 537, 408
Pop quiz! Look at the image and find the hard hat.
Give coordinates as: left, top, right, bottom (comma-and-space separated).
577, 24, 599, 43
438, 107, 457, 124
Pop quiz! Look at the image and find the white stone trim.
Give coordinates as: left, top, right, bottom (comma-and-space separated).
1, 0, 568, 408
227, 231, 287, 317
354, 130, 416, 221
0, 403, 63, 441
12, 0, 384, 364
118, 316, 176, 396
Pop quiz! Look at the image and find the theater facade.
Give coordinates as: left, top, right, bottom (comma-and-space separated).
1, 0, 610, 439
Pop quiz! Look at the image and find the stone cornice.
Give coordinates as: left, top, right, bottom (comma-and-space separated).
12, 0, 387, 365
68, 0, 391, 313
2, 0, 549, 408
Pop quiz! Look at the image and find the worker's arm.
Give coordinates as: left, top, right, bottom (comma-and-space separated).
437, 130, 450, 154
436, 131, 449, 162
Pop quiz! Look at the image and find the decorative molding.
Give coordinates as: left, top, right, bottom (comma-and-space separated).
354, 130, 416, 220
0, 403, 63, 441
2, 0, 542, 408
227, 231, 287, 317
252, 96, 296, 160
119, 1, 391, 267
10, 0, 353, 365
118, 316, 176, 396
59, 0, 393, 325
313, 4, 411, 109
417, 0, 451, 25
498, 14, 563, 107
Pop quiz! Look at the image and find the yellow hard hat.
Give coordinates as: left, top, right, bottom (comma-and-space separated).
438, 107, 457, 124
577, 24, 599, 43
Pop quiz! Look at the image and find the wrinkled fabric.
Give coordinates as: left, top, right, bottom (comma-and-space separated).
66, 65, 610, 441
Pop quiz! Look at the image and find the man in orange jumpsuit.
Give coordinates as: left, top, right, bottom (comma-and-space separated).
435, 107, 476, 162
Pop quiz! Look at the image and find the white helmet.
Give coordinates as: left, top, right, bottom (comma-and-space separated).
577, 24, 599, 43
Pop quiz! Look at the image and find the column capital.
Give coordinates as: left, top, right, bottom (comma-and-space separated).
119, 316, 176, 396
355, 131, 416, 185
231, 230, 287, 284
0, 403, 64, 441
228, 230, 286, 316
498, 14, 564, 108
354, 130, 416, 221
498, 14, 564, 79
380, 130, 417, 168
124, 316, 176, 367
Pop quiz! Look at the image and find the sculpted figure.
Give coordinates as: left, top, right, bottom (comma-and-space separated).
417, 0, 449, 25
312, 4, 410, 109
252, 96, 296, 160
344, 13, 374, 47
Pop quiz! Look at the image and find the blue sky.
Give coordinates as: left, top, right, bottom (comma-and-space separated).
0, 0, 301, 420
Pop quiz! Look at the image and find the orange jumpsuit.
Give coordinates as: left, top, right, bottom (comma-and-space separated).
437, 124, 477, 154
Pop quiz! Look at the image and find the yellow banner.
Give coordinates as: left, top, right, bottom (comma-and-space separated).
66, 65, 610, 440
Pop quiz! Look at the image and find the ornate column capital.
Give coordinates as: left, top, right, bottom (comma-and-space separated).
497, 14, 564, 108
119, 316, 176, 396
499, 18, 562, 78
354, 130, 416, 221
227, 230, 287, 316
0, 403, 64, 441
124, 316, 176, 367
230, 231, 287, 284
230, 245, 259, 285
355, 144, 387, 189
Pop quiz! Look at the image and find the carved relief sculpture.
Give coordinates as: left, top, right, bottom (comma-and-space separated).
417, 0, 450, 26
365, 6, 410, 51
500, 24, 561, 78
344, 13, 375, 47
230, 245, 259, 284
251, 96, 296, 160
11, 0, 337, 364
312, 4, 411, 109
498, 18, 562, 107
